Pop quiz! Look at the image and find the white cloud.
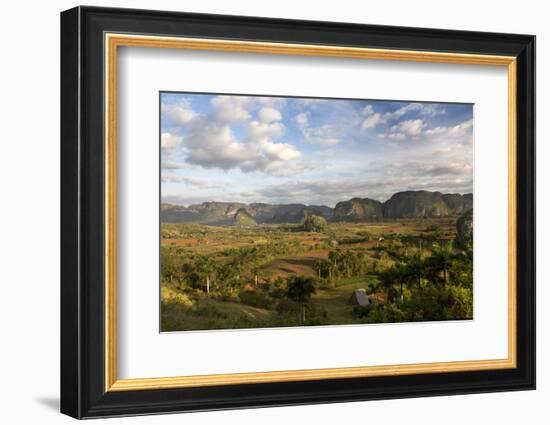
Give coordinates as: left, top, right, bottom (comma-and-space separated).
211, 96, 251, 122
183, 122, 254, 170
295, 112, 340, 146
258, 106, 282, 123
246, 120, 284, 140
378, 118, 473, 143
161, 132, 183, 148
162, 96, 302, 174
260, 139, 301, 161
362, 113, 384, 129
362, 105, 374, 116
425, 119, 473, 137
387, 132, 406, 141
390, 119, 425, 136
362, 103, 446, 130
295, 112, 308, 127
391, 102, 445, 118
162, 101, 197, 125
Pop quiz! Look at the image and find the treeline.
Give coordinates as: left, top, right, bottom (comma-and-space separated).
354, 241, 473, 322
162, 239, 306, 298
313, 249, 369, 283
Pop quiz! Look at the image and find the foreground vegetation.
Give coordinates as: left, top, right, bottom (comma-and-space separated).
160, 217, 473, 331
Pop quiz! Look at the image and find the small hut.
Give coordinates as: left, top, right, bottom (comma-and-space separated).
349, 288, 371, 306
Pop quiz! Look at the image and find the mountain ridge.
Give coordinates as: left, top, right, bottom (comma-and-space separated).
161, 190, 473, 225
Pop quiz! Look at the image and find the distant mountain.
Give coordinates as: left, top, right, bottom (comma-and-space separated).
160, 202, 246, 225
384, 191, 442, 218
383, 191, 472, 218
233, 208, 257, 227
456, 208, 474, 247
333, 198, 383, 221
160, 190, 473, 224
443, 193, 473, 214
248, 203, 333, 224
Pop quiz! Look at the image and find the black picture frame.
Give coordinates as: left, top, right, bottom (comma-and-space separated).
60, 5, 535, 419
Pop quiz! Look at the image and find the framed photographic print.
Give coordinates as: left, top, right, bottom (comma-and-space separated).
60, 6, 535, 419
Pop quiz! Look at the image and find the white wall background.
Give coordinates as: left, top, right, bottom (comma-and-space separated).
0, 0, 545, 423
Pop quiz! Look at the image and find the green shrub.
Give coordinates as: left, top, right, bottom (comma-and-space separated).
238, 290, 273, 309
301, 215, 328, 232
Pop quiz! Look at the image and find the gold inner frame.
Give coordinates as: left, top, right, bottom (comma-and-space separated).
104, 33, 517, 392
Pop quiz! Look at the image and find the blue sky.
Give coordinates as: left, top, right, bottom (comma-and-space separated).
161, 92, 473, 207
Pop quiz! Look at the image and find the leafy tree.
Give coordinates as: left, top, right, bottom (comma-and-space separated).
302, 215, 327, 232
313, 259, 331, 279
161, 255, 180, 283
181, 262, 201, 289
448, 244, 473, 288
378, 266, 403, 304
285, 275, 317, 324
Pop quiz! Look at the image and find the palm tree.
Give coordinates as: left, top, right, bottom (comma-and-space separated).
251, 265, 262, 288
404, 250, 425, 288
285, 275, 317, 324
328, 249, 343, 277
429, 241, 454, 285
313, 260, 324, 279
378, 266, 403, 304
196, 255, 215, 295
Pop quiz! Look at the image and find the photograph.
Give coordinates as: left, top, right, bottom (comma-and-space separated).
160, 92, 475, 332
57, 5, 536, 419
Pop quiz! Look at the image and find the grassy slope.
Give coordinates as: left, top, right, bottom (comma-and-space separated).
161, 292, 272, 332
314, 277, 376, 324
161, 276, 375, 331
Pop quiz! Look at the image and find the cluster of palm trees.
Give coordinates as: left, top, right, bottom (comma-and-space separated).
313, 249, 369, 283
377, 240, 472, 304
162, 239, 311, 297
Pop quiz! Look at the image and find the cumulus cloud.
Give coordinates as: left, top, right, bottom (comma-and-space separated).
161, 95, 302, 174
183, 121, 253, 170
362, 105, 374, 116
362, 113, 384, 129
260, 139, 301, 161
378, 118, 473, 144
161, 132, 183, 148
362, 102, 446, 130
425, 119, 473, 138
161, 100, 197, 125
240, 140, 301, 176
390, 119, 425, 137
258, 106, 282, 123
392, 102, 445, 118
246, 120, 284, 140
211, 96, 251, 122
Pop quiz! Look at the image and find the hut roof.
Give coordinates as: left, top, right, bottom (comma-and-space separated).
349, 289, 371, 306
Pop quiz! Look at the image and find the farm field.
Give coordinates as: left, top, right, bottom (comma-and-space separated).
160, 217, 473, 332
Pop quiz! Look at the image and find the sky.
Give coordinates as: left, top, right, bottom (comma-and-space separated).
160, 92, 473, 207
